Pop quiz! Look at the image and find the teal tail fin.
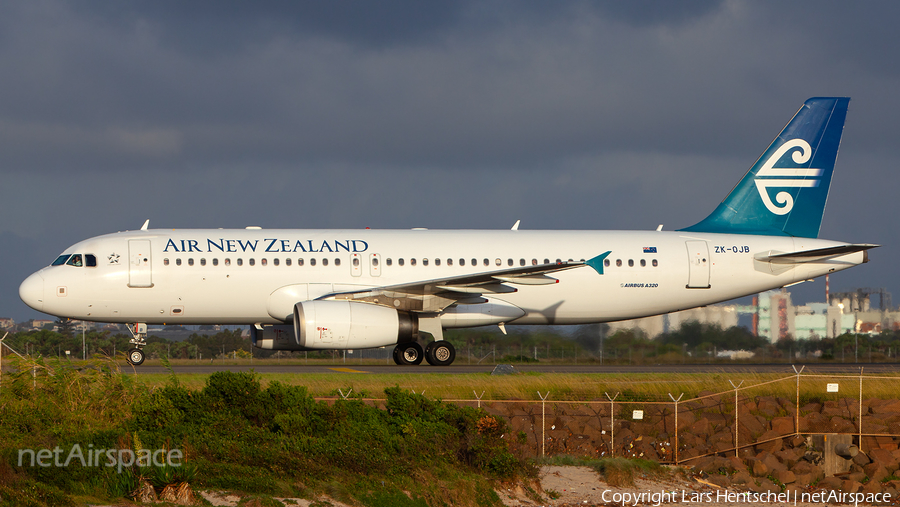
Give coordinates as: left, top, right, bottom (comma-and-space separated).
681, 97, 850, 238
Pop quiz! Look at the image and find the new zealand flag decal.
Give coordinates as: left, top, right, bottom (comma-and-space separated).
643, 247, 657, 253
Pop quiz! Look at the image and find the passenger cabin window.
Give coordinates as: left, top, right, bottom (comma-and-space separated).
273, 258, 279, 266
386, 258, 392, 266
200, 258, 206, 266
298, 258, 304, 266
435, 258, 441, 266
604, 259, 610, 267
459, 258, 465, 266
310, 258, 316, 266
410, 258, 416, 266
423, 258, 429, 266
543, 258, 549, 264
471, 258, 477, 266
483, 259, 489, 266
399, 258, 405, 266
519, 259, 525, 266
285, 258, 291, 266
616, 259, 622, 267
628, 259, 634, 267
640, 259, 646, 267
353, 258, 360, 266
261, 258, 267, 266
164, 258, 170, 266
652, 259, 659, 267
237, 259, 243, 266
249, 258, 255, 266
213, 258, 219, 266
507, 259, 513, 266
188, 258, 194, 266
335, 258, 341, 266
495, 258, 501, 266
225, 258, 231, 266
322, 258, 328, 266
446, 258, 452, 266
176, 258, 182, 266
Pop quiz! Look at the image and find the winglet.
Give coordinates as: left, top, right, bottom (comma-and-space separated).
585, 251, 612, 275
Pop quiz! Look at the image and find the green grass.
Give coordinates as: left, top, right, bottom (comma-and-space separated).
127, 369, 900, 403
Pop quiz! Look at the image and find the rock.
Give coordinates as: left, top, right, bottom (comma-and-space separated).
775, 448, 802, 468
787, 434, 806, 448
731, 471, 754, 486
770, 416, 794, 435
816, 476, 843, 491
757, 397, 781, 417
755, 430, 783, 453
863, 463, 890, 483
774, 469, 796, 484
841, 479, 862, 494
828, 416, 857, 434
800, 402, 822, 414
491, 364, 517, 375
748, 457, 769, 477
869, 448, 899, 473
690, 417, 710, 436
852, 452, 872, 467
705, 473, 732, 488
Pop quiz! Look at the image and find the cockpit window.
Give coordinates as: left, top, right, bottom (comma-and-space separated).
85, 254, 97, 267
66, 254, 83, 267
52, 254, 71, 266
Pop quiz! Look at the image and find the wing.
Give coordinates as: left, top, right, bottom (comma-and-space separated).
320, 251, 611, 312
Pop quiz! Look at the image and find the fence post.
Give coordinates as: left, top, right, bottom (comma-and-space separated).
474, 390, 485, 409
338, 388, 353, 400
538, 391, 550, 457
669, 393, 684, 464
859, 367, 864, 453
605, 392, 619, 457
792, 365, 805, 435
729, 380, 744, 458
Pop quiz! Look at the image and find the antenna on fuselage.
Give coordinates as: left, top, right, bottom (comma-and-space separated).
511, 220, 520, 231
140, 219, 150, 231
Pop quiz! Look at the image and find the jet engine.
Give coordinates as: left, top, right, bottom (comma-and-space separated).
252, 301, 419, 350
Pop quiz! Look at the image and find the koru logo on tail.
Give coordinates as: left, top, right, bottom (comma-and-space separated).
754, 139, 822, 215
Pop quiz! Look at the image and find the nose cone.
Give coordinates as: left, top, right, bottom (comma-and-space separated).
19, 272, 45, 312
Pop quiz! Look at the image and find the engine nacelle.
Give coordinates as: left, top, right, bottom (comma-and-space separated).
293, 300, 418, 349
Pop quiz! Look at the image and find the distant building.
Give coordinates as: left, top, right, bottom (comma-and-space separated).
606, 305, 739, 339
0, 318, 14, 330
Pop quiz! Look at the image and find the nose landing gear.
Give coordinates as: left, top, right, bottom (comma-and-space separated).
125, 323, 148, 366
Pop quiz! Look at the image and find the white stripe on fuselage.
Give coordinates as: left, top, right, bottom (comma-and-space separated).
35, 228, 862, 326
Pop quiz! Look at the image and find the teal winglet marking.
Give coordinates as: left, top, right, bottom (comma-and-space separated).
585, 251, 612, 275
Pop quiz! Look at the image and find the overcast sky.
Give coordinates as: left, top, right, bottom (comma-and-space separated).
3, 0, 898, 322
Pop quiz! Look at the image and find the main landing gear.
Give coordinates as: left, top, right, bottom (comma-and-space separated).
125, 323, 148, 366
391, 341, 456, 366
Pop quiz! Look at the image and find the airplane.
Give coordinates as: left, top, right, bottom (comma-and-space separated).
19, 97, 876, 367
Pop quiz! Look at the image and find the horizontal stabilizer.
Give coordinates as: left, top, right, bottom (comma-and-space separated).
755, 244, 878, 264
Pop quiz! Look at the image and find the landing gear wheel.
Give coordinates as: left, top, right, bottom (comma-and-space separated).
393, 342, 424, 365
425, 340, 456, 366
127, 348, 145, 366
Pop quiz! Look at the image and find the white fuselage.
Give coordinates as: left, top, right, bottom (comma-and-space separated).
19, 228, 864, 328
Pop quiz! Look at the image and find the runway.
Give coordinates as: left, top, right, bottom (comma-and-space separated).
127, 362, 900, 375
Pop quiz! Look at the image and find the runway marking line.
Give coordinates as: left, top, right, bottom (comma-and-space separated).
329, 367, 371, 373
